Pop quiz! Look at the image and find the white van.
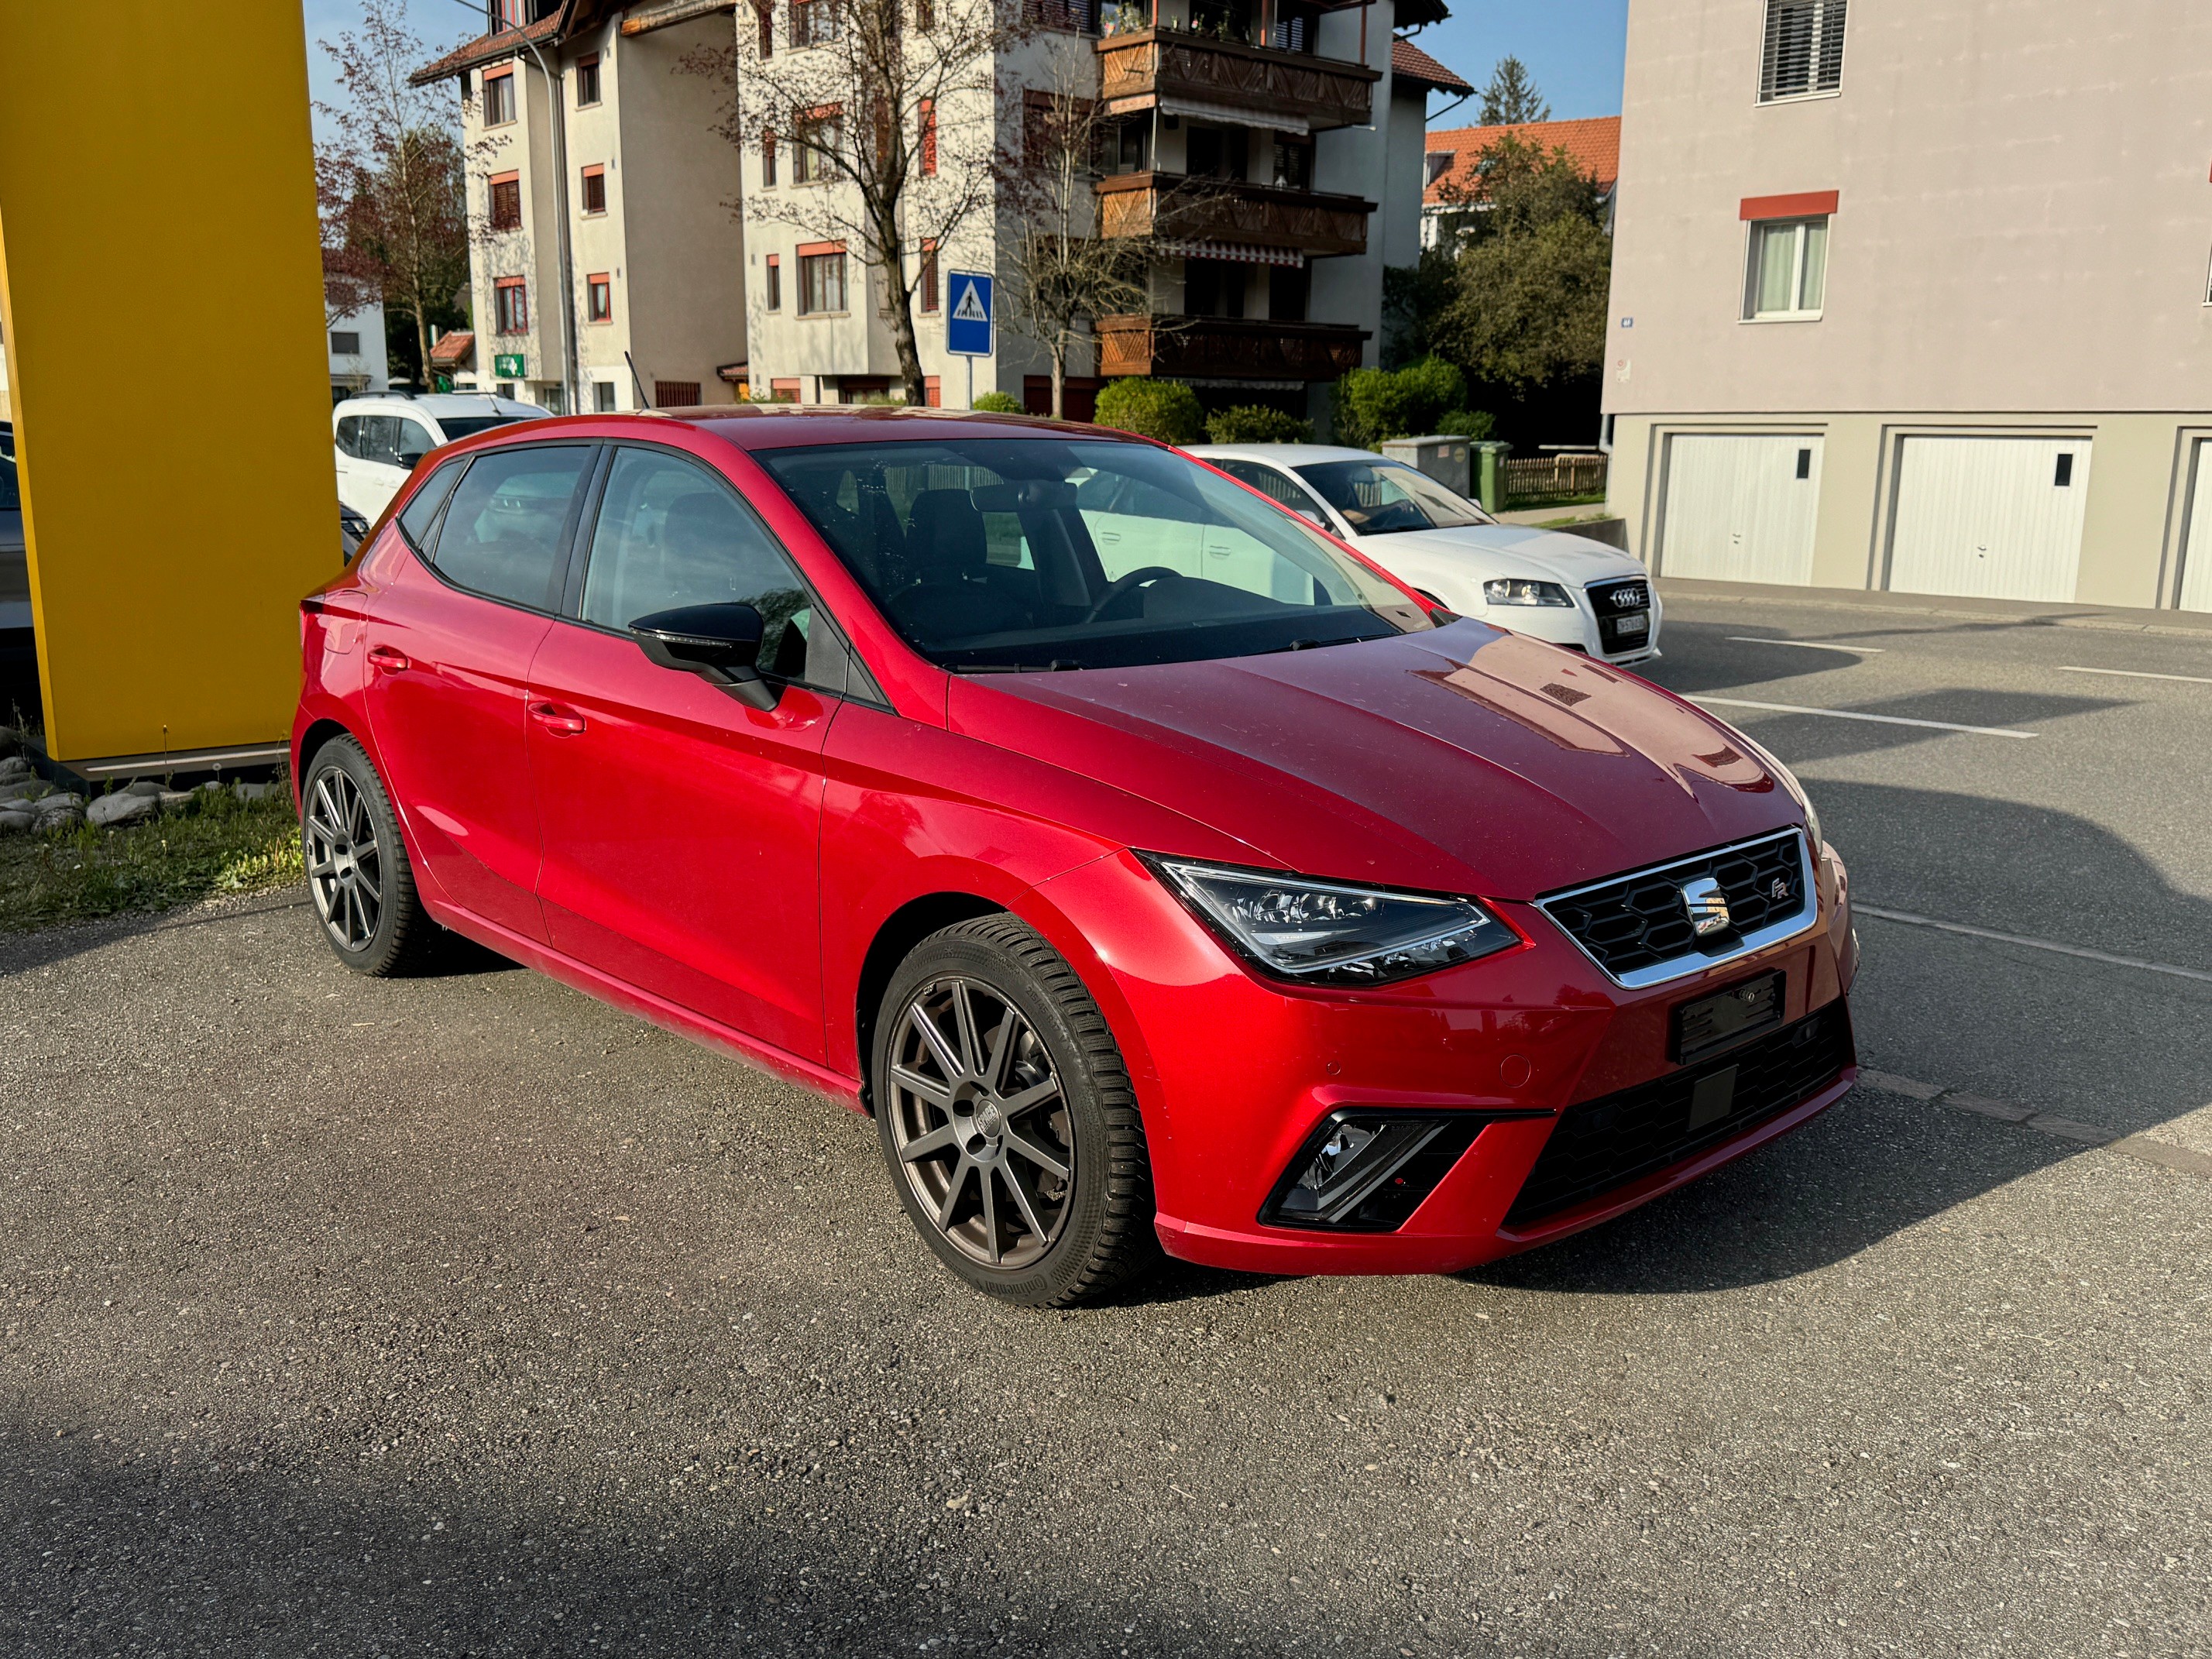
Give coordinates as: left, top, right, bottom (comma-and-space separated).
334, 393, 550, 519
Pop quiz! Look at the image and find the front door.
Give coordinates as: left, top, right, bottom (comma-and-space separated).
360, 441, 597, 943
528, 444, 836, 1063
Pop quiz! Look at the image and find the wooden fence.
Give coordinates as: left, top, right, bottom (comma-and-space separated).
1502, 452, 1609, 504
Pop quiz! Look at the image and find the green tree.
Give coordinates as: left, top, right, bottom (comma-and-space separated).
1479, 56, 1551, 126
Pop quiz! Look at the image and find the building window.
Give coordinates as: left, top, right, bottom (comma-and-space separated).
919, 98, 937, 176
791, 0, 837, 47
1759, 0, 1847, 102
494, 277, 529, 334
575, 53, 601, 106
483, 68, 516, 126
1744, 216, 1829, 319
762, 129, 778, 186
1184, 258, 1245, 320
794, 109, 840, 183
489, 170, 522, 231
765, 253, 781, 310
916, 0, 933, 29
919, 241, 939, 312
587, 272, 612, 322
755, 1, 774, 56
1027, 0, 1100, 33
580, 163, 606, 215
654, 381, 702, 408
330, 330, 362, 356
799, 249, 847, 314
594, 380, 619, 412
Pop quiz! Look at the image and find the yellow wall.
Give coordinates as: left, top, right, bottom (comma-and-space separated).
0, 2, 335, 763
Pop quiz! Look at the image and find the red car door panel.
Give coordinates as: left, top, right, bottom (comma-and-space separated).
362, 550, 551, 939
529, 443, 835, 1062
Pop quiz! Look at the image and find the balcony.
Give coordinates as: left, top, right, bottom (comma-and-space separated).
1095, 28, 1379, 133
1095, 172, 1374, 258
1096, 315, 1369, 382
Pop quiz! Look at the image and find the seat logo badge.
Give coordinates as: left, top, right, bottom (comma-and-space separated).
1680, 876, 1733, 938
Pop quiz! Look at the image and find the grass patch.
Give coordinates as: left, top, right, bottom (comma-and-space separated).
0, 789, 304, 934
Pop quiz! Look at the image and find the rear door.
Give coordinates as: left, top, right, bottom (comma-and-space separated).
527, 443, 841, 1060
360, 441, 597, 943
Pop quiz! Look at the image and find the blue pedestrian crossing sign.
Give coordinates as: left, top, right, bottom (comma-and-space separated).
946, 271, 994, 357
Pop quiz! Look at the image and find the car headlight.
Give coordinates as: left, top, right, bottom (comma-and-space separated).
1144, 856, 1519, 986
1483, 579, 1573, 608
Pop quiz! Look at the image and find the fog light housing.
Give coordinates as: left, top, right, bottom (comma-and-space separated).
1261, 1109, 1536, 1233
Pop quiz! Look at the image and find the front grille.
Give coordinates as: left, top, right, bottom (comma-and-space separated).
1589, 579, 1651, 655
1539, 830, 1812, 982
1504, 1001, 1854, 1226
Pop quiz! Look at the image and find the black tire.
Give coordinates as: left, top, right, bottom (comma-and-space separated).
872, 916, 1159, 1307
300, 736, 439, 977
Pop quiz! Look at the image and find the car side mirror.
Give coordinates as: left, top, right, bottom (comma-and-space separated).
629, 603, 778, 709
397, 449, 431, 470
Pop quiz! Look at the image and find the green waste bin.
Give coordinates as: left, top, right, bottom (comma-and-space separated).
1471, 441, 1513, 514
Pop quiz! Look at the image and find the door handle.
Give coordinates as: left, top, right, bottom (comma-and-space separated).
366, 644, 410, 673
527, 701, 587, 737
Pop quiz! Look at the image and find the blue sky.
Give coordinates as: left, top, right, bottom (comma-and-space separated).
1413, 0, 1630, 123
302, 0, 1629, 136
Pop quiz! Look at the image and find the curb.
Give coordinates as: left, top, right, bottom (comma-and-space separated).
1857, 1067, 2212, 1179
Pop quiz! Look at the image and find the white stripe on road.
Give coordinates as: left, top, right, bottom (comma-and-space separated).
1688, 696, 2039, 739
2059, 665, 2212, 687
1856, 905, 2212, 985
1725, 636, 1884, 654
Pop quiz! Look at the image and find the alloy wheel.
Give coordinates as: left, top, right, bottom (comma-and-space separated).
885, 976, 1076, 1269
304, 768, 383, 953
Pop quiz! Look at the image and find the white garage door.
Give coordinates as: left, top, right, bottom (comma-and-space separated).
1658, 434, 1823, 584
2179, 440, 2212, 613
1887, 436, 2090, 603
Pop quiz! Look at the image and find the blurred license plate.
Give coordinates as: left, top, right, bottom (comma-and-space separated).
1615, 613, 1649, 636
1673, 970, 1782, 1063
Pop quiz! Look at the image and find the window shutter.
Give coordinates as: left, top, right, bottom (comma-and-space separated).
1759, 0, 1846, 101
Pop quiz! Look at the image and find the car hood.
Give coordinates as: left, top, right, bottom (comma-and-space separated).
949, 620, 1798, 902
1358, 525, 1645, 585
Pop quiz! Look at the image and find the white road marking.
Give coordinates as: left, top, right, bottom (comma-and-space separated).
1856, 905, 2212, 985
1725, 636, 1884, 654
1689, 696, 2039, 739
2058, 665, 2212, 686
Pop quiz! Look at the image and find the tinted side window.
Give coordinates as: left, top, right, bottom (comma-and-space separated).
1215, 459, 1328, 520
362, 416, 404, 469
397, 457, 468, 551
335, 416, 362, 459
396, 418, 438, 465
433, 446, 593, 610
580, 446, 817, 679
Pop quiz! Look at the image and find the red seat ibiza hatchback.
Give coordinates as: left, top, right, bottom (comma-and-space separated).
294, 409, 1858, 1305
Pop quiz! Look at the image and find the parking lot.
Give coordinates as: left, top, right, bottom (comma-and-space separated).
2, 586, 2207, 1657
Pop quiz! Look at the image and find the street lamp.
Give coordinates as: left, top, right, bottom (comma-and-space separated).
448, 0, 581, 415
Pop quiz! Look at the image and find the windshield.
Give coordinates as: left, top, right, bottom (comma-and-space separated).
434, 414, 529, 441
1294, 459, 1492, 536
755, 437, 1431, 672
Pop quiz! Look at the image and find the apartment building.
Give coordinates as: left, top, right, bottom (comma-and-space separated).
1420, 115, 1620, 249
1604, 1, 2212, 611
736, 0, 1462, 424
414, 0, 747, 414
328, 301, 389, 402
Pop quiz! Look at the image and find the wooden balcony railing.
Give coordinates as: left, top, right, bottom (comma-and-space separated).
1095, 173, 1373, 258
1096, 314, 1369, 381
1095, 29, 1379, 132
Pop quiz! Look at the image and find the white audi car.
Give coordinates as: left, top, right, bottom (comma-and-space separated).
1187, 443, 1661, 665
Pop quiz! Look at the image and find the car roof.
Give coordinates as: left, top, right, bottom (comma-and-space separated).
337, 393, 548, 419
438, 404, 1132, 453
1185, 444, 1383, 466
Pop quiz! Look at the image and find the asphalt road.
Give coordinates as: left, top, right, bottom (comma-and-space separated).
2, 589, 2207, 1657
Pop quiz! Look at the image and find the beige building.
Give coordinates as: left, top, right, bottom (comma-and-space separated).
416, 1, 748, 413
1603, 0, 2212, 612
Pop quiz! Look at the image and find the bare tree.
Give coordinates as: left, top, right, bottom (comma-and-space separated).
993, 45, 1152, 419
317, 0, 472, 387
709, 0, 1027, 405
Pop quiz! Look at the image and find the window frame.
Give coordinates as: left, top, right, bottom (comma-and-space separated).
765, 253, 782, 311
793, 108, 842, 184
579, 163, 607, 215
586, 271, 613, 323
488, 170, 523, 232
1740, 214, 1830, 323
797, 247, 849, 316
483, 67, 517, 126
1757, 0, 1848, 105
575, 53, 602, 107
493, 276, 531, 334
919, 241, 939, 313
414, 441, 602, 619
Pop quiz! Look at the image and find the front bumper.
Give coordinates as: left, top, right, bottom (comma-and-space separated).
1027, 838, 1855, 1276
1475, 582, 1664, 668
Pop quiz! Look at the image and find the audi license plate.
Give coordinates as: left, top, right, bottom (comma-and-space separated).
1673, 970, 1782, 1063
1614, 613, 1649, 637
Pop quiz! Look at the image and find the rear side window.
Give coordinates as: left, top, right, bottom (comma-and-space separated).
335, 415, 363, 459
431, 446, 594, 610
579, 446, 817, 677
1212, 458, 1329, 521
397, 458, 468, 551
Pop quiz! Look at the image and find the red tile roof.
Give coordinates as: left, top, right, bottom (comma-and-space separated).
408, 2, 601, 86
1391, 39, 1474, 98
428, 331, 476, 368
1423, 115, 1622, 208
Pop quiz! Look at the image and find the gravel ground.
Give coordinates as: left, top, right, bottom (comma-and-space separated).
2, 597, 2208, 1657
